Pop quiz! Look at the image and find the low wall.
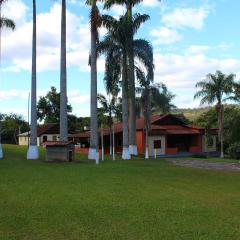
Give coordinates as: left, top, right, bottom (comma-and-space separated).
189, 146, 201, 153
166, 148, 178, 154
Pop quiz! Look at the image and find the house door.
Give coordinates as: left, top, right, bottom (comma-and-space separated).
43, 136, 48, 143
69, 151, 73, 162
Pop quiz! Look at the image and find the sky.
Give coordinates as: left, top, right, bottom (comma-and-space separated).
1, 0, 240, 120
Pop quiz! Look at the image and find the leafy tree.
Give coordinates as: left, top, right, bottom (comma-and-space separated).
194, 105, 240, 152
37, 87, 72, 123
1, 114, 29, 144
68, 115, 90, 133
194, 71, 236, 157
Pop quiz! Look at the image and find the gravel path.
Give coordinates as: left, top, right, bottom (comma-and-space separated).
171, 159, 240, 171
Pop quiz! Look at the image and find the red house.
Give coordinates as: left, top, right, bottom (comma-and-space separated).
71, 114, 218, 157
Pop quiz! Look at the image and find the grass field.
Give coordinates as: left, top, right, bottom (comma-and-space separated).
0, 144, 240, 240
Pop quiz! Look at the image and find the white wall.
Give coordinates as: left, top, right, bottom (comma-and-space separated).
148, 135, 166, 156
19, 134, 60, 146
19, 136, 41, 146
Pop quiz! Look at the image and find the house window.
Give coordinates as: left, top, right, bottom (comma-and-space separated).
43, 136, 48, 142
52, 136, 57, 141
154, 140, 162, 149
207, 137, 214, 147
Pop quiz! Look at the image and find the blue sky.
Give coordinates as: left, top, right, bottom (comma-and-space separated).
1, 0, 240, 120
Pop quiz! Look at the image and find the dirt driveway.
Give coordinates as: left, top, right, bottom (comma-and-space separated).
170, 159, 240, 171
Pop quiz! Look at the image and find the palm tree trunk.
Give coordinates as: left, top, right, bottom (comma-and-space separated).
27, 0, 39, 159
0, 124, 2, 159
127, 6, 137, 156
122, 52, 130, 160
145, 89, 151, 159
0, 3, 2, 67
220, 105, 224, 158
88, 4, 99, 163
60, 0, 68, 142
0, 4, 2, 159
109, 97, 112, 155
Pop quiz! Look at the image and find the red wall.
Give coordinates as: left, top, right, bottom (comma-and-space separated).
136, 131, 145, 155
189, 135, 202, 153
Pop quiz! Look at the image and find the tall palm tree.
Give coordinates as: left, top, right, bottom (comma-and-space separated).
135, 68, 175, 159
150, 84, 176, 114
27, 0, 39, 159
104, 0, 154, 156
135, 68, 153, 159
194, 70, 236, 158
0, 0, 15, 159
86, 0, 102, 163
0, 0, 15, 66
59, 0, 68, 142
97, 93, 118, 156
228, 82, 240, 103
98, 14, 153, 159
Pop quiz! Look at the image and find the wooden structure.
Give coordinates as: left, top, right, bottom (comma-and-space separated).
44, 141, 74, 162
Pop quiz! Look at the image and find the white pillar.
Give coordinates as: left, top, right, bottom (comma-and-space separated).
95, 151, 100, 165
154, 149, 157, 159
88, 148, 96, 160
0, 144, 3, 159
145, 147, 149, 159
27, 145, 39, 160
129, 145, 138, 156
122, 147, 131, 160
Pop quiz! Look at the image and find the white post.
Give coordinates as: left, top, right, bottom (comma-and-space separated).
101, 126, 104, 161
113, 123, 115, 161
154, 149, 157, 159
145, 147, 149, 159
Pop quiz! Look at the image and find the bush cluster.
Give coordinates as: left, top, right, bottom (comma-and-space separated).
227, 142, 240, 159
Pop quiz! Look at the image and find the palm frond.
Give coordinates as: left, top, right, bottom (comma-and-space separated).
132, 13, 150, 34
0, 17, 15, 30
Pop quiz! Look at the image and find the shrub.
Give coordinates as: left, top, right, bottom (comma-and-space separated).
227, 142, 240, 159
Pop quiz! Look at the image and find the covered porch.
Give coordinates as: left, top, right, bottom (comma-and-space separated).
165, 134, 202, 155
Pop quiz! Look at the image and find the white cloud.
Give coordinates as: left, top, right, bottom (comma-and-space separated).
162, 7, 210, 30
153, 52, 240, 107
2, 1, 104, 73
187, 45, 211, 54
1, 0, 28, 26
150, 27, 182, 45
142, 0, 161, 7
0, 89, 29, 100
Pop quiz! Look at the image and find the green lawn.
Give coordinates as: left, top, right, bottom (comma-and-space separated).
0, 144, 240, 240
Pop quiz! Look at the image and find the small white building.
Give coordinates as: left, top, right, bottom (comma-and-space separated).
18, 123, 61, 147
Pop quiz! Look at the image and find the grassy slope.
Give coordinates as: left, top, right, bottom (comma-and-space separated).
0, 145, 240, 240
172, 108, 210, 122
